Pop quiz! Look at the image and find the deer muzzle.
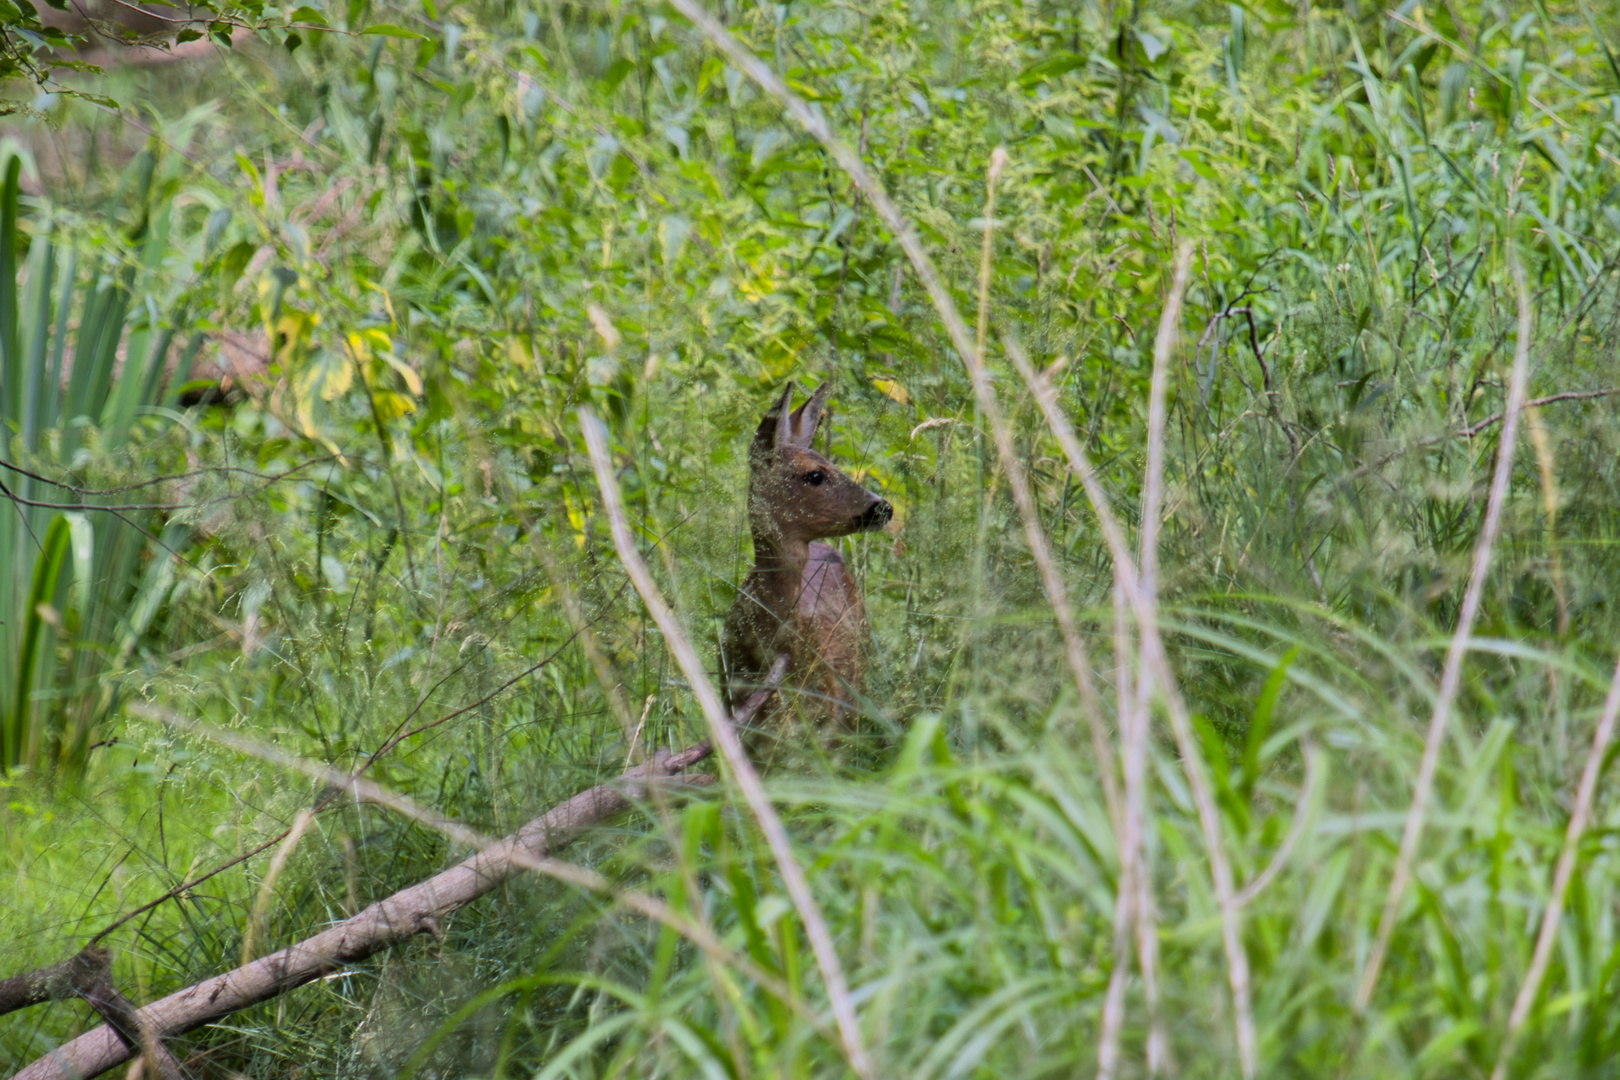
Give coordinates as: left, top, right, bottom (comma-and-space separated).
856, 498, 893, 531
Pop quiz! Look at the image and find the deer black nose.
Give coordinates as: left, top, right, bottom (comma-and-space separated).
858, 499, 893, 531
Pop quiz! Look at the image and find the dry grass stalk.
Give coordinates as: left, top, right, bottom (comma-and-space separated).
1233, 743, 1322, 907
969, 148, 1121, 827
240, 808, 314, 967
1097, 573, 1139, 1080
1006, 251, 1256, 1076
1010, 343, 1159, 1074
1523, 406, 1568, 634
1489, 647, 1620, 1080
579, 410, 876, 1080
1355, 257, 1536, 1011
1132, 246, 1256, 1078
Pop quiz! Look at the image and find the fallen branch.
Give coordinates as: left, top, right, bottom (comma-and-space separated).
0, 948, 107, 1018
10, 673, 786, 1080
0, 948, 184, 1079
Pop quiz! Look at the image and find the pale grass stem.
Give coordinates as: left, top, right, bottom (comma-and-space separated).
579, 409, 877, 1080
1232, 743, 1322, 907
1006, 254, 1256, 1078
1007, 339, 1159, 1074
1490, 647, 1620, 1080
969, 147, 1121, 829
1355, 256, 1536, 1011
1133, 246, 1256, 1079
1524, 406, 1568, 634
976, 147, 1006, 363
241, 808, 315, 967
1097, 576, 1139, 1080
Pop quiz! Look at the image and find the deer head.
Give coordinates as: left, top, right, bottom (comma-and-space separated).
748, 382, 892, 550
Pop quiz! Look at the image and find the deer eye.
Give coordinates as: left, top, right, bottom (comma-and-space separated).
803, 470, 827, 486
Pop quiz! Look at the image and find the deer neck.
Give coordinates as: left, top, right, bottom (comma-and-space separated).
748, 524, 813, 615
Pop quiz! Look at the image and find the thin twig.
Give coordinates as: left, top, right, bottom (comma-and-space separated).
1356, 254, 1536, 1011
1338, 388, 1617, 484
0, 456, 340, 499
579, 410, 875, 1080
1460, 387, 1619, 437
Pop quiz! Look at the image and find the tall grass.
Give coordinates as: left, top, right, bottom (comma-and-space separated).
4, 0, 1620, 1077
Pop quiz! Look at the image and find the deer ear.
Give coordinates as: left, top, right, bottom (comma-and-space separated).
754, 383, 797, 456
786, 382, 830, 448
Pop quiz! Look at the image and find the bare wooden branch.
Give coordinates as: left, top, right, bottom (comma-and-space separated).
0, 948, 184, 1079
69, 965, 186, 1080
0, 949, 105, 1018
8, 693, 785, 1080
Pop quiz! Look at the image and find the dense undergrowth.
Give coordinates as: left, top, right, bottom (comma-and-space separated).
3, 0, 1620, 1075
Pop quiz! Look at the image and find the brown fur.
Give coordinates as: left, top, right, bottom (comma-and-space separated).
721, 383, 892, 754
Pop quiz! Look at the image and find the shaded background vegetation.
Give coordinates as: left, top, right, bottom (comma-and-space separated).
4, 0, 1620, 1075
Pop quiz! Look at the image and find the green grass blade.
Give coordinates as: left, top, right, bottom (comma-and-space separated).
4, 515, 69, 771
18, 235, 53, 454
0, 153, 19, 396
1242, 647, 1297, 801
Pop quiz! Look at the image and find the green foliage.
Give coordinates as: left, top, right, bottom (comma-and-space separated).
0, 148, 190, 775
4, 0, 1620, 1076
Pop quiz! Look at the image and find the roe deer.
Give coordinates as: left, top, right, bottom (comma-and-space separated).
721, 383, 892, 751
